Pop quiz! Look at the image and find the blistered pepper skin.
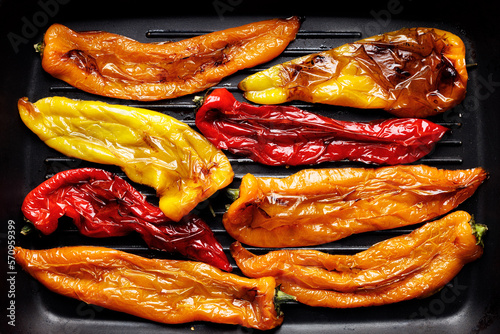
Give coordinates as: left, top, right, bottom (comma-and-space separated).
239, 28, 467, 118
18, 96, 234, 222
39, 18, 301, 101
223, 165, 487, 247
15, 246, 283, 330
231, 211, 485, 308
21, 168, 232, 271
196, 88, 448, 166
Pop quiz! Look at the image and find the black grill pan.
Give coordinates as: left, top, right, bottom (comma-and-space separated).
1, 1, 500, 333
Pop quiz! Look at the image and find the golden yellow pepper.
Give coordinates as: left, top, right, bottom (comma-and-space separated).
18, 96, 234, 221
239, 27, 468, 118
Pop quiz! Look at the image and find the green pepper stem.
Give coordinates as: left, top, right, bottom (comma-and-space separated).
192, 95, 204, 109
226, 188, 240, 201
20, 223, 34, 236
470, 216, 488, 247
34, 42, 44, 55
274, 286, 297, 316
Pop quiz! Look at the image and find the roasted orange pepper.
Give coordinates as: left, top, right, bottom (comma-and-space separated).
223, 165, 487, 247
231, 211, 485, 308
15, 246, 291, 330
38, 17, 301, 101
239, 27, 467, 117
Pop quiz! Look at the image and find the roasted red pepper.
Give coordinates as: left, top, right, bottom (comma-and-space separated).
22, 168, 231, 271
195, 88, 448, 166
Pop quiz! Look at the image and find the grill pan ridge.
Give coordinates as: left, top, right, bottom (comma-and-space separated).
1, 1, 500, 333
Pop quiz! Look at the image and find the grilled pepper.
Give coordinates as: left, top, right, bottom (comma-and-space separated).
14, 246, 289, 330
223, 165, 487, 247
231, 210, 485, 308
21, 168, 231, 271
38, 17, 301, 101
239, 27, 468, 118
18, 96, 233, 222
195, 88, 448, 166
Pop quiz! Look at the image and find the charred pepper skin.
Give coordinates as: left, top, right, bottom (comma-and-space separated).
38, 17, 301, 101
14, 246, 283, 330
18, 96, 234, 222
223, 165, 487, 247
239, 27, 467, 118
195, 88, 448, 166
21, 168, 231, 271
231, 211, 485, 308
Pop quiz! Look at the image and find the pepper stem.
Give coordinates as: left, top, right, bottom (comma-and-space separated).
192, 95, 204, 109
469, 216, 488, 247
226, 188, 240, 201
274, 286, 297, 316
34, 41, 44, 55
21, 222, 35, 236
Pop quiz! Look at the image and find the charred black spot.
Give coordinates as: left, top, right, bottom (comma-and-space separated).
311, 55, 326, 65
366, 42, 395, 54
395, 67, 411, 77
437, 56, 458, 88
288, 64, 302, 79
441, 64, 458, 81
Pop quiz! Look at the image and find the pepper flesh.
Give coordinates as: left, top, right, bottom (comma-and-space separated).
39, 18, 301, 101
21, 168, 231, 271
223, 165, 487, 247
18, 96, 234, 222
14, 246, 282, 330
196, 88, 448, 166
239, 27, 467, 118
231, 211, 485, 308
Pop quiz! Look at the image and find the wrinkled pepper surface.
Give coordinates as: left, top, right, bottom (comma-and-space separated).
196, 88, 448, 166
223, 165, 487, 247
14, 246, 286, 330
239, 27, 467, 118
38, 17, 301, 101
22, 168, 231, 271
18, 96, 233, 222
231, 211, 486, 308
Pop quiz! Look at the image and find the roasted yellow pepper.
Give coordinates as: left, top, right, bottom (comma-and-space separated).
239, 28, 468, 118
18, 97, 234, 221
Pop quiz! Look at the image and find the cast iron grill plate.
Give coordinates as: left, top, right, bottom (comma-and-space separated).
2, 4, 499, 334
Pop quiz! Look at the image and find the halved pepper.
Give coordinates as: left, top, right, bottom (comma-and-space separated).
22, 168, 231, 271
223, 165, 487, 247
239, 27, 468, 118
14, 246, 287, 330
38, 17, 301, 101
18, 96, 234, 221
231, 210, 485, 308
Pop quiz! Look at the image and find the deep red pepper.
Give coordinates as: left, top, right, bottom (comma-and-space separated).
21, 168, 232, 271
195, 88, 449, 166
